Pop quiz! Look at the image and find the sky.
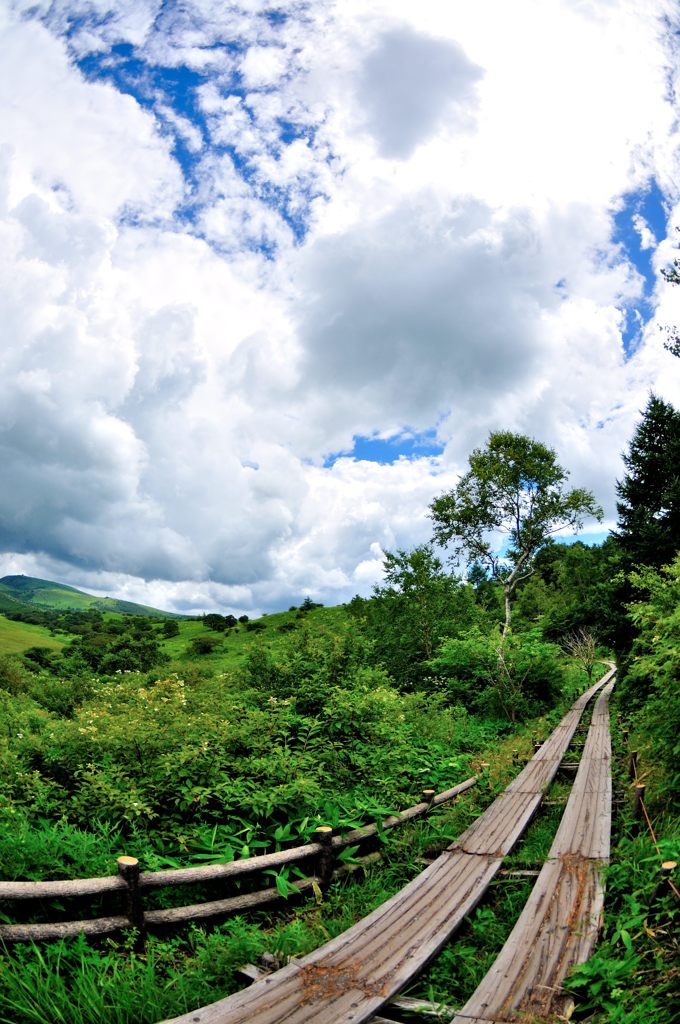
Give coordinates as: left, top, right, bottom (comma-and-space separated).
1, 0, 679, 616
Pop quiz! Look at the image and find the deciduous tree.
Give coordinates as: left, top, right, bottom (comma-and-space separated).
430, 431, 602, 634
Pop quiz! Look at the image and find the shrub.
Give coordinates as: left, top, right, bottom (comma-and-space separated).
189, 635, 223, 655
429, 627, 564, 722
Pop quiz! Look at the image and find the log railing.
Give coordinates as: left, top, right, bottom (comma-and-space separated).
0, 777, 477, 942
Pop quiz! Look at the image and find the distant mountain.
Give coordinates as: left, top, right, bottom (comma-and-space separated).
0, 575, 182, 618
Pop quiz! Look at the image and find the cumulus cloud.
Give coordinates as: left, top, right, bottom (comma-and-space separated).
358, 26, 483, 158
0, 0, 679, 614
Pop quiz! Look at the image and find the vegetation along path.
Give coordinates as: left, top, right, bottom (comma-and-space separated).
160, 667, 615, 1024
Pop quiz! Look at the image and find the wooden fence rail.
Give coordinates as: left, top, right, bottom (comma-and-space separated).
0, 777, 477, 942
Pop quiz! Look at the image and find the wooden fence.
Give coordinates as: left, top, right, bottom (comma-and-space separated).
0, 777, 477, 942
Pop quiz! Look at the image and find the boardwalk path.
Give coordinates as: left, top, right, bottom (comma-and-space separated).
450, 675, 615, 1024
162, 669, 614, 1024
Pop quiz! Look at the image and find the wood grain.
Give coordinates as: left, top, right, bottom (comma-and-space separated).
450, 677, 615, 1024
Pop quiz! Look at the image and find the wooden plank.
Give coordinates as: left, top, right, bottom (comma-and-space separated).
388, 994, 458, 1018
450, 791, 544, 857
450, 859, 605, 1023
450, 678, 615, 1024
159, 676, 610, 1024
158, 853, 500, 1024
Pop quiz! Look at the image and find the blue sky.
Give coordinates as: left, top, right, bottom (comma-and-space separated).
613, 179, 668, 353
0, 0, 678, 613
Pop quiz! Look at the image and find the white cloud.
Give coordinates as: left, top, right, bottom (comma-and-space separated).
358, 26, 483, 158
0, 14, 181, 220
0, 0, 679, 614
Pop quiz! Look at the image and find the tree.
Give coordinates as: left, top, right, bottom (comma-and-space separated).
379, 545, 458, 661
624, 555, 680, 801
561, 627, 598, 682
203, 613, 227, 632
616, 394, 680, 570
348, 544, 479, 689
189, 634, 223, 655
429, 626, 564, 722
430, 431, 602, 634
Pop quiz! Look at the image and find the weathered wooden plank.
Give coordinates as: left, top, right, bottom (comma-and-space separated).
449, 678, 614, 1024
159, 853, 500, 1024
159, 676, 610, 1024
387, 994, 458, 1018
451, 791, 544, 856
450, 859, 605, 1023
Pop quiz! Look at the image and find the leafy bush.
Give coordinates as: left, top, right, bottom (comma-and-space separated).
189, 635, 223, 655
621, 556, 680, 804
429, 627, 564, 721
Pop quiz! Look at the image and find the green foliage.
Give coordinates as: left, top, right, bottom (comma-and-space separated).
616, 395, 680, 571
60, 622, 165, 674
0, 932, 227, 1024
565, 832, 679, 1024
349, 545, 482, 689
430, 431, 602, 631
189, 634, 223, 655
621, 556, 680, 803
429, 627, 565, 721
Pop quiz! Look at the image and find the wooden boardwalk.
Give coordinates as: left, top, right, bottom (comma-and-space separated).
161, 669, 615, 1024
450, 675, 615, 1024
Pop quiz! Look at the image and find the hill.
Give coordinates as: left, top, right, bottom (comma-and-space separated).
0, 575, 181, 618
0, 615, 65, 655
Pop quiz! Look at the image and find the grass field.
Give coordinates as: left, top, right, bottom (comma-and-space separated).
0, 615, 65, 655
161, 604, 350, 672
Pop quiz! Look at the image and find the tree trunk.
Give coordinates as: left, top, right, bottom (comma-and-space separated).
503, 587, 512, 636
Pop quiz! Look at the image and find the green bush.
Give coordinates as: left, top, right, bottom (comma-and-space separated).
429, 627, 564, 721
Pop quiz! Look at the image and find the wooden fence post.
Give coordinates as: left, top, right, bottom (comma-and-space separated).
631, 783, 645, 836
314, 827, 335, 891
422, 789, 435, 806
628, 749, 639, 781
117, 856, 145, 946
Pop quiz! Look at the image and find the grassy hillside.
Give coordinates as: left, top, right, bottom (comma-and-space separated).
0, 614, 65, 654
0, 575, 181, 618
160, 604, 348, 672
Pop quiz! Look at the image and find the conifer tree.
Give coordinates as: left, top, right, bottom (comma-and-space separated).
616, 394, 680, 569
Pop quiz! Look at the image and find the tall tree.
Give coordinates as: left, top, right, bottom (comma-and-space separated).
616, 394, 680, 570
348, 544, 479, 689
430, 431, 602, 634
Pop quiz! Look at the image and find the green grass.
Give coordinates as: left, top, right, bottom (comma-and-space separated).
161, 605, 351, 673
0, 615, 64, 655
